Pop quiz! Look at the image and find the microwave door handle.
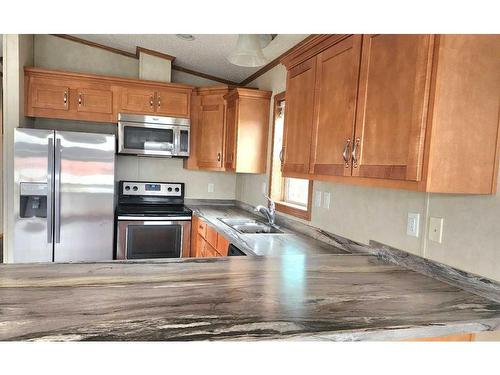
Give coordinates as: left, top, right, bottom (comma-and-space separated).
174, 128, 180, 154
54, 137, 62, 244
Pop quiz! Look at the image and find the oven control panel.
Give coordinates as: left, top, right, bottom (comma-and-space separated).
121, 181, 183, 197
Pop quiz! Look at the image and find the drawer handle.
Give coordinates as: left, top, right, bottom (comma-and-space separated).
158, 96, 161, 108
352, 137, 360, 168
150, 96, 154, 107
342, 139, 351, 167
63, 91, 68, 105
78, 94, 82, 106
217, 152, 221, 162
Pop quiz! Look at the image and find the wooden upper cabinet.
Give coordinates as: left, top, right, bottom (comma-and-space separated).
224, 88, 271, 173
353, 34, 434, 181
155, 88, 190, 117
309, 35, 362, 177
76, 88, 113, 115
197, 89, 227, 170
29, 79, 70, 112
282, 57, 317, 175
119, 87, 156, 114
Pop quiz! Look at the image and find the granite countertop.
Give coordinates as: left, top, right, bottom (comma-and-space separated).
1, 255, 500, 341
186, 204, 348, 256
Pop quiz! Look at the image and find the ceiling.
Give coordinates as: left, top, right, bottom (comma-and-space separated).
72, 34, 309, 83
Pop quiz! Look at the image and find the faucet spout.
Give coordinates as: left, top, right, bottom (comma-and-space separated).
254, 195, 276, 226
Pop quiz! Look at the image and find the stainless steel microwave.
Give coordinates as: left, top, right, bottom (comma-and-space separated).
117, 113, 190, 157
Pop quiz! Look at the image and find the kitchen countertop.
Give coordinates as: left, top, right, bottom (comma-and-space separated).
187, 204, 348, 256
1, 255, 499, 341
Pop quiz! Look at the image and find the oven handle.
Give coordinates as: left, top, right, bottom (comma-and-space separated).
118, 216, 192, 221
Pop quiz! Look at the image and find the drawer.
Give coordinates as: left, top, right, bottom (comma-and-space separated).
206, 226, 218, 248
197, 219, 207, 238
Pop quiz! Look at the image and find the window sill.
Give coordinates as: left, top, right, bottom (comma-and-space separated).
275, 201, 311, 221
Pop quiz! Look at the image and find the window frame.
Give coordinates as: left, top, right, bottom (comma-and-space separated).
268, 91, 313, 221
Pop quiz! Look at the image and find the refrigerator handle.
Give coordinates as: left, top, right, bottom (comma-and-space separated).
47, 138, 54, 244
54, 137, 62, 244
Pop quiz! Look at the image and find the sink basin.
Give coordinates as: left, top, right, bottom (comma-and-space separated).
218, 218, 284, 234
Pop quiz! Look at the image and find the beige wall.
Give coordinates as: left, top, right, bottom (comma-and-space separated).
32, 35, 237, 200
171, 69, 221, 87
139, 52, 171, 82
237, 64, 500, 282
2, 34, 34, 262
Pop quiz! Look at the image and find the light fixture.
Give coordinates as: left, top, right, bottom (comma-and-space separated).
227, 34, 276, 67
176, 34, 195, 41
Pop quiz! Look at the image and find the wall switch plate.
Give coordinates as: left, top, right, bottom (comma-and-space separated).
429, 217, 444, 243
314, 191, 322, 208
406, 213, 420, 237
261, 182, 267, 195
208, 183, 214, 193
323, 192, 331, 209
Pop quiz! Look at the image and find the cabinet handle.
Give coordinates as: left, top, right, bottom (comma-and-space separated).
78, 94, 82, 106
279, 147, 285, 163
217, 152, 221, 162
63, 91, 68, 105
150, 96, 154, 107
342, 139, 351, 167
157, 96, 161, 108
351, 137, 360, 168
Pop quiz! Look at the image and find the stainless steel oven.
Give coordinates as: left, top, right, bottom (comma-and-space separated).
117, 113, 190, 157
115, 181, 192, 260
116, 217, 191, 260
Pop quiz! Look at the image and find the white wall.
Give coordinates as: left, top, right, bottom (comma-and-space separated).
237, 64, 500, 282
2, 34, 34, 262
32, 35, 237, 200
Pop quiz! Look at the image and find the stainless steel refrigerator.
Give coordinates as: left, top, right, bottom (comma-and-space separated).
13, 128, 115, 263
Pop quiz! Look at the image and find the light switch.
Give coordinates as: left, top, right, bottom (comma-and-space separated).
208, 183, 215, 193
429, 217, 444, 243
406, 213, 420, 237
314, 191, 322, 208
323, 192, 331, 209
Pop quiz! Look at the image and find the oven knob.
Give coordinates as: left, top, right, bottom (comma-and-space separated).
175, 187, 180, 192
167, 187, 172, 192
133, 186, 138, 191
125, 186, 130, 191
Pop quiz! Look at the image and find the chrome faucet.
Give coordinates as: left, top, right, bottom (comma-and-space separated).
254, 195, 276, 226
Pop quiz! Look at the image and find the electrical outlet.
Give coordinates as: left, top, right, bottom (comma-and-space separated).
429, 217, 444, 243
406, 213, 420, 237
208, 183, 215, 193
314, 191, 322, 208
323, 192, 331, 209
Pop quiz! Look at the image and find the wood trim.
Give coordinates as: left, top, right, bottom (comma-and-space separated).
52, 34, 138, 59
24, 66, 195, 90
172, 65, 240, 86
52, 34, 237, 86
136, 46, 175, 61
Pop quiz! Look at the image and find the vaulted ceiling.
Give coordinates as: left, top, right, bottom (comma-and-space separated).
72, 34, 309, 83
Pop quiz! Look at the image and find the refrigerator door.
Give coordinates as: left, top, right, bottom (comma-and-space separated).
53, 131, 115, 262
13, 128, 55, 263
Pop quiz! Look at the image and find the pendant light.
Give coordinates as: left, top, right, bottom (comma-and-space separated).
227, 34, 275, 67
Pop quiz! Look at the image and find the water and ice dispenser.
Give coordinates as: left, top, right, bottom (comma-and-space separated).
19, 182, 48, 218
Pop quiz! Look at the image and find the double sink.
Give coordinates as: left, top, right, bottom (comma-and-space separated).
218, 218, 284, 234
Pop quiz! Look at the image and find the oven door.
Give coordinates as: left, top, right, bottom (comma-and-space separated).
116, 218, 191, 260
118, 122, 175, 156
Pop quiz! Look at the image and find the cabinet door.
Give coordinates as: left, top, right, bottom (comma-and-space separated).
310, 35, 362, 177
155, 89, 190, 117
216, 234, 230, 256
197, 94, 225, 170
76, 88, 113, 115
120, 87, 156, 114
30, 79, 69, 112
353, 34, 434, 181
282, 57, 317, 175
224, 98, 237, 171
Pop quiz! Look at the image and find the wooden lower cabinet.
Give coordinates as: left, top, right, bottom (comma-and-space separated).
404, 333, 475, 342
190, 215, 231, 257
280, 34, 500, 194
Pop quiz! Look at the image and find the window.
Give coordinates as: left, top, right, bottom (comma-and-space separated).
268, 92, 312, 220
